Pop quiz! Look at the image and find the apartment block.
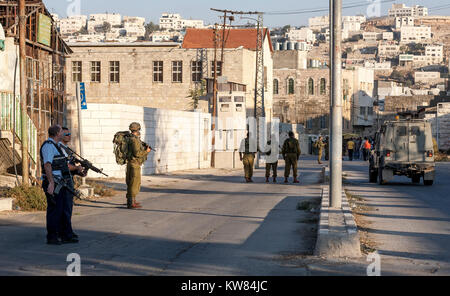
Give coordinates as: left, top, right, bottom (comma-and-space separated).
388, 4, 428, 17
400, 26, 431, 43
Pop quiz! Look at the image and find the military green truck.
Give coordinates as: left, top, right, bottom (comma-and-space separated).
369, 119, 435, 185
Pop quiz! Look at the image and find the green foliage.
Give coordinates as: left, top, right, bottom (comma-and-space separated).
145, 22, 160, 40
1, 185, 47, 211
187, 79, 206, 110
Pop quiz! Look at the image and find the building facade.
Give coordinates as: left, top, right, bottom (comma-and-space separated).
388, 4, 428, 17
400, 26, 431, 43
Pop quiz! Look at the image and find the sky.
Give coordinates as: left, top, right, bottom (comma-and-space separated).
43, 0, 450, 28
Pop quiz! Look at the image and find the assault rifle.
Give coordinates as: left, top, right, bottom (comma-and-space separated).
64, 146, 109, 177
142, 141, 156, 152
48, 176, 84, 205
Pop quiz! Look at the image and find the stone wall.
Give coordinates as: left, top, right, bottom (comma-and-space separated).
384, 95, 435, 113
66, 102, 211, 178
425, 102, 450, 151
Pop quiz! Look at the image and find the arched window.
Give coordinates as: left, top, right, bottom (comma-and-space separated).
288, 78, 294, 95
308, 78, 314, 95
273, 79, 279, 95
320, 78, 326, 95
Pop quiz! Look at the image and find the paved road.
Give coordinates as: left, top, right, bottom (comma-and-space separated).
342, 158, 450, 275
0, 158, 324, 276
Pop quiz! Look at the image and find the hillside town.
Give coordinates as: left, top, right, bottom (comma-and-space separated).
1, 0, 450, 277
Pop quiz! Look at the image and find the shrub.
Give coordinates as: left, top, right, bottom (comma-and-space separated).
1, 185, 47, 211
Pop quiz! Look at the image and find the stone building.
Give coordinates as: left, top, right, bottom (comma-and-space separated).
65, 28, 274, 118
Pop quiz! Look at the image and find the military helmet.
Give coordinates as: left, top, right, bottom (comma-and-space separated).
129, 122, 141, 131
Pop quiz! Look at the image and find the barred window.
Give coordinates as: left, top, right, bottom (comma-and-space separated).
288, 78, 295, 95
320, 78, 326, 95
91, 61, 101, 82
109, 61, 120, 83
172, 61, 182, 83
273, 79, 279, 95
153, 61, 163, 82
72, 61, 82, 82
191, 61, 202, 82
211, 61, 222, 77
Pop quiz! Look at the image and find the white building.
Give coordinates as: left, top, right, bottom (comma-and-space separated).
286, 27, 315, 43
363, 32, 380, 42
425, 44, 444, 64
395, 16, 415, 29
388, 4, 428, 17
378, 43, 400, 57
415, 71, 444, 84
309, 15, 365, 32
382, 32, 394, 41
87, 13, 122, 33
159, 13, 204, 31
59, 15, 87, 35
400, 26, 431, 43
150, 31, 183, 42
123, 16, 146, 38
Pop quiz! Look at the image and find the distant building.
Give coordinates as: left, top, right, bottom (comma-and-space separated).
159, 13, 204, 31
87, 13, 122, 33
425, 44, 444, 64
286, 27, 315, 43
308, 15, 329, 31
378, 43, 400, 58
400, 26, 431, 43
414, 71, 444, 85
395, 16, 415, 29
59, 15, 87, 35
123, 16, 146, 38
388, 4, 428, 17
308, 15, 365, 32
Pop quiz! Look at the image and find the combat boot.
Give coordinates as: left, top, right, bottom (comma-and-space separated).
266, 177, 270, 183
128, 203, 142, 209
293, 177, 299, 183
284, 178, 288, 183
273, 177, 277, 183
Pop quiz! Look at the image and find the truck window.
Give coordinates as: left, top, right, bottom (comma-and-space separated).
396, 126, 407, 137
410, 126, 421, 137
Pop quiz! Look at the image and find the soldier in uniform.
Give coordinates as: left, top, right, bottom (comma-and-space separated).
265, 134, 280, 183
40, 125, 80, 245
324, 136, 330, 161
239, 131, 256, 183
282, 131, 301, 183
126, 122, 151, 209
316, 136, 325, 164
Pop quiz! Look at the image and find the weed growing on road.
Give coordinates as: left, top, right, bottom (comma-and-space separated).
74, 177, 117, 197
297, 198, 321, 212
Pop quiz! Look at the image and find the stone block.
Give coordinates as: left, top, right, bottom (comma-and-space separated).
0, 198, 13, 212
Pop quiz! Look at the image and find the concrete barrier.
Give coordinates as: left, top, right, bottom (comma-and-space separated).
0, 198, 13, 212
314, 187, 362, 258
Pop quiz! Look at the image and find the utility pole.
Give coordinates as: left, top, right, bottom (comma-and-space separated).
19, 0, 29, 185
329, 0, 342, 208
211, 24, 219, 168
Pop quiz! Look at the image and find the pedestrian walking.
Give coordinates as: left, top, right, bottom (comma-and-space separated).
347, 138, 355, 161
265, 134, 280, 183
362, 137, 371, 161
315, 136, 325, 164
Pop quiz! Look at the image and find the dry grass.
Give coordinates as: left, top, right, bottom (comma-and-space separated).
73, 177, 117, 198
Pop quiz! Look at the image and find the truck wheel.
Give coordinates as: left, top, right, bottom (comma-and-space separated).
369, 168, 378, 183
412, 175, 421, 184
378, 168, 386, 185
424, 180, 434, 186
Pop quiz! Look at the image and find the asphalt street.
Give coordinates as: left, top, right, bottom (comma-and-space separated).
0, 158, 324, 276
342, 158, 450, 275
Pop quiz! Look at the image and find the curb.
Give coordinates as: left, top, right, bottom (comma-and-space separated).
314, 187, 362, 258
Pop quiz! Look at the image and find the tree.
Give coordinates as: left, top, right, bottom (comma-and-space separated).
95, 21, 111, 33
77, 25, 88, 35
187, 79, 206, 110
145, 22, 160, 40
281, 25, 291, 35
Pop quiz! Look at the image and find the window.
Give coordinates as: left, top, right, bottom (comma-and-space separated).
191, 61, 202, 82
109, 61, 120, 83
288, 78, 295, 95
308, 78, 314, 95
360, 106, 366, 116
320, 78, 326, 95
211, 61, 222, 77
368, 107, 374, 115
306, 118, 313, 129
320, 116, 327, 129
172, 61, 182, 83
91, 61, 101, 82
72, 61, 82, 82
273, 79, 279, 95
153, 61, 163, 82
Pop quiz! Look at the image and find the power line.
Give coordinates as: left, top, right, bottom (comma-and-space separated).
264, 0, 396, 15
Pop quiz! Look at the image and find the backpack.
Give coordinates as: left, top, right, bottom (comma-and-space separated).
113, 131, 132, 165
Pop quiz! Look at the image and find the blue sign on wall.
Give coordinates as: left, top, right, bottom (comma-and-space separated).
80, 82, 87, 110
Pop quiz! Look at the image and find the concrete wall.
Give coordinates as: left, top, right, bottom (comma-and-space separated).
425, 103, 450, 151
66, 102, 211, 178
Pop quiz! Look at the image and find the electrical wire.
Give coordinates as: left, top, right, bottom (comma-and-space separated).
264, 0, 396, 15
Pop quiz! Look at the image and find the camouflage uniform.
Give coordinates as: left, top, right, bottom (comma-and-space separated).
126, 123, 149, 208
324, 138, 329, 161
316, 138, 325, 164
240, 137, 256, 182
282, 136, 301, 181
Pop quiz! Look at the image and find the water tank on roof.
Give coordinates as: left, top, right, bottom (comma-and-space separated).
294, 42, 300, 50
274, 42, 280, 51
282, 42, 287, 51
287, 41, 293, 50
